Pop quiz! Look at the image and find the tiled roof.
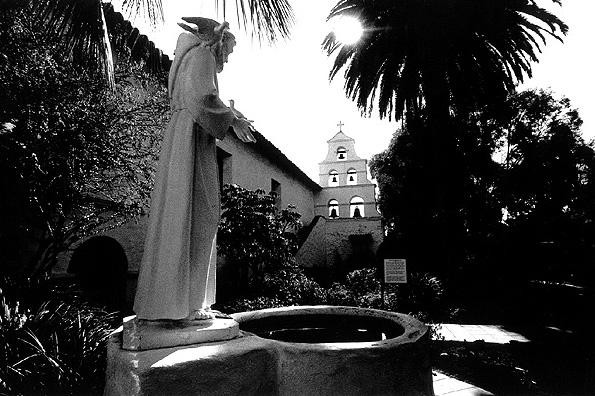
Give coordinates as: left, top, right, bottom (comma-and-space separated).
104, 4, 172, 74
247, 130, 322, 191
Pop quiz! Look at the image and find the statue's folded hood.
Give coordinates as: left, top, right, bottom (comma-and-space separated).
168, 17, 235, 97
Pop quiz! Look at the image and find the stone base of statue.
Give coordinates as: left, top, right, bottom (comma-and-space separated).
121, 315, 239, 351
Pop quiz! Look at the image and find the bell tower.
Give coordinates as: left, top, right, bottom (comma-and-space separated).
316, 123, 378, 219
298, 122, 384, 271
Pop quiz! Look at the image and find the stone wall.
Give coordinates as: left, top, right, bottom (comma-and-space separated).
297, 216, 383, 270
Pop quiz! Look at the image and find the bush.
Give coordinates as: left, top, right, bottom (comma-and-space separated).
260, 265, 327, 306
344, 268, 381, 297
326, 282, 357, 306
0, 6, 167, 281
217, 297, 285, 313
385, 272, 446, 322
216, 263, 327, 313
0, 280, 117, 395
217, 185, 302, 300
221, 266, 449, 324
326, 268, 448, 323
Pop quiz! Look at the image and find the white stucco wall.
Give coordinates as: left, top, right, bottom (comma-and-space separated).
314, 184, 378, 219
296, 217, 328, 268
55, 130, 320, 277
297, 216, 384, 269
217, 133, 318, 221
324, 217, 384, 267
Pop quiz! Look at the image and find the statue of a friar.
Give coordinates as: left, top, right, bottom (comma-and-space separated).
133, 17, 255, 321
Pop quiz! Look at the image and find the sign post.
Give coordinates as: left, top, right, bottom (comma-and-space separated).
382, 259, 407, 309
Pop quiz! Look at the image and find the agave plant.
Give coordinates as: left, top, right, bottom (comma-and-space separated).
0, 280, 117, 395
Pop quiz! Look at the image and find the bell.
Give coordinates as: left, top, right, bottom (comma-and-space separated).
332, 176, 337, 183
353, 207, 361, 218
330, 208, 338, 218
349, 175, 354, 182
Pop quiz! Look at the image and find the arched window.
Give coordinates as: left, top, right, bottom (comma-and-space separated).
328, 199, 339, 218
347, 168, 357, 185
336, 147, 347, 160
328, 170, 339, 187
350, 196, 365, 218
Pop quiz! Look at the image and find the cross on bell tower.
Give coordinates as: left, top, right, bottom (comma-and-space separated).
337, 121, 344, 132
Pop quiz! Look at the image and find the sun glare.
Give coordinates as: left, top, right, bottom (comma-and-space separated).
330, 16, 363, 45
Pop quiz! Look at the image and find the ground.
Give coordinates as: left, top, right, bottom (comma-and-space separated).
431, 279, 595, 395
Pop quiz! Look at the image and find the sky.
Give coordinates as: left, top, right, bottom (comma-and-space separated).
117, 0, 594, 182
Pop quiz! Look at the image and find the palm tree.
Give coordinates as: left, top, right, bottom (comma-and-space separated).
322, 0, 568, 125
322, 0, 568, 269
29, 0, 294, 86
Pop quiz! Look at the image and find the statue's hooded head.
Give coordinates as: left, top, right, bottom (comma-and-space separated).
178, 17, 236, 72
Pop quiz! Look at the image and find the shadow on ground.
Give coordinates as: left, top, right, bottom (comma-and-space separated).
433, 330, 594, 395
434, 280, 595, 395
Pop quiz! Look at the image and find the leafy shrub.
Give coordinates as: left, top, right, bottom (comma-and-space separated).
218, 185, 302, 297
344, 268, 381, 297
217, 297, 285, 313
260, 265, 327, 306
325, 269, 449, 340
0, 5, 167, 281
0, 280, 117, 395
326, 268, 447, 323
325, 282, 357, 306
217, 263, 327, 313
385, 272, 446, 321
221, 265, 448, 325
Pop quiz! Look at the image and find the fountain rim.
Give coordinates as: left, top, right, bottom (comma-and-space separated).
230, 305, 428, 349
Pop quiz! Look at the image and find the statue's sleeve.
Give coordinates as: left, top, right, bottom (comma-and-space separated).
181, 46, 234, 139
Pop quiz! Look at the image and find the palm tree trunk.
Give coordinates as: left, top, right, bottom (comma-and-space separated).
422, 65, 466, 274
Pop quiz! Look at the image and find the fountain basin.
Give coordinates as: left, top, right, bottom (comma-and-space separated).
235, 308, 405, 343
232, 306, 434, 396
104, 306, 434, 396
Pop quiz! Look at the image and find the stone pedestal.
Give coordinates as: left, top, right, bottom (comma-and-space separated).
122, 315, 239, 351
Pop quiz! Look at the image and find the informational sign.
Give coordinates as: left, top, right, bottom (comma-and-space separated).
384, 259, 407, 284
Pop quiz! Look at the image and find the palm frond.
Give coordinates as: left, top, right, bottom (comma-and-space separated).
33, 0, 115, 87
215, 0, 295, 43
323, 0, 568, 122
119, 0, 164, 28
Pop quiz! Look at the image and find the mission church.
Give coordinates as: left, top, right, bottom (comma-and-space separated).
96, 124, 384, 274
217, 123, 385, 275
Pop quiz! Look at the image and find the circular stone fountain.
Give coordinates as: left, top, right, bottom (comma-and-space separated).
104, 306, 434, 396
232, 306, 434, 396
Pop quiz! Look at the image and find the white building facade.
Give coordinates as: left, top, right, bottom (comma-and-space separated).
297, 129, 384, 272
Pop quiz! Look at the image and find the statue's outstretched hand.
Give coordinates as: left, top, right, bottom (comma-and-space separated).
229, 100, 251, 121
230, 100, 256, 143
231, 117, 256, 143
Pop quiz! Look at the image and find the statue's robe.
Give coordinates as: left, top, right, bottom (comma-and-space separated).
134, 33, 234, 320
